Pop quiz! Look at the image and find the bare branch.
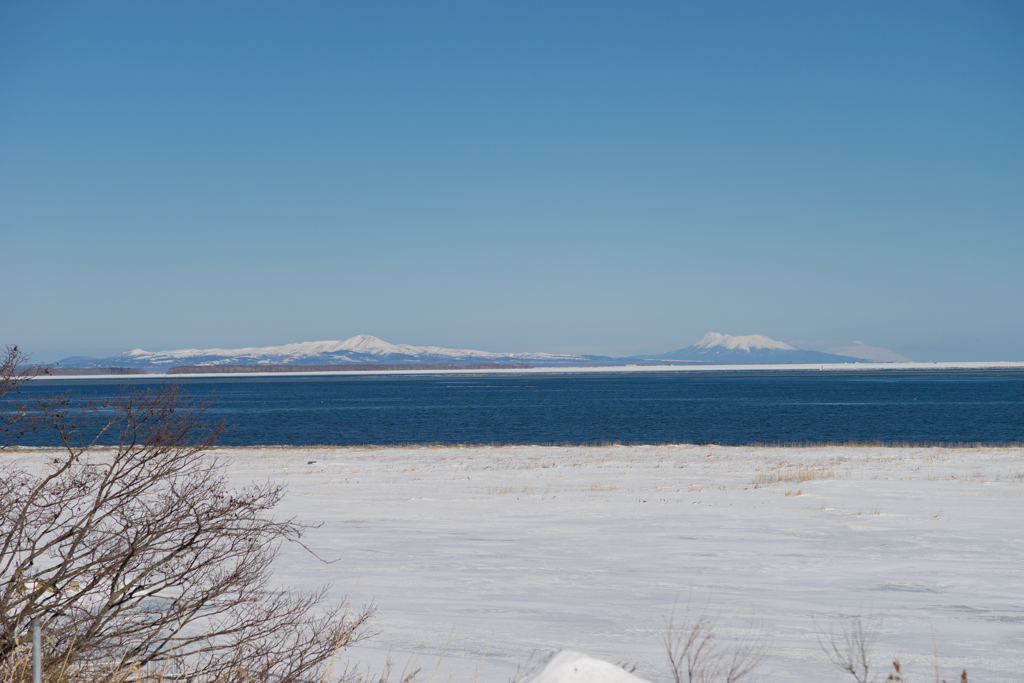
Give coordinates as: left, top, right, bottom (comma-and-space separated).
661, 598, 717, 683
661, 597, 767, 683
0, 345, 50, 449
817, 612, 880, 683
1, 353, 372, 682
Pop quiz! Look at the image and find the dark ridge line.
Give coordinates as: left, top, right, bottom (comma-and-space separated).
47, 367, 149, 376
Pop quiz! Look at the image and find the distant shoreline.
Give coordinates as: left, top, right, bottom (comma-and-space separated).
26, 360, 1024, 381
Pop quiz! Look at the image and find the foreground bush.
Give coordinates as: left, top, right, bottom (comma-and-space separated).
0, 346, 371, 683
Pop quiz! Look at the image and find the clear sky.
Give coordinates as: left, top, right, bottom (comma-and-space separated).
2, 1, 1022, 362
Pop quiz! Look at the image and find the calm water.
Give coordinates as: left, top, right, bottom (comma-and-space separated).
10, 370, 1024, 447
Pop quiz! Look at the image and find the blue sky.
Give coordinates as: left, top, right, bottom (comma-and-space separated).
2, 1, 1022, 362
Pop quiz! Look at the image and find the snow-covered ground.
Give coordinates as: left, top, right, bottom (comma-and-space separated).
208, 444, 1023, 682
7, 444, 1021, 681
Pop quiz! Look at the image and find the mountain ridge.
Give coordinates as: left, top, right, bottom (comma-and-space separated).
56, 333, 904, 371
59, 336, 611, 370
632, 333, 873, 364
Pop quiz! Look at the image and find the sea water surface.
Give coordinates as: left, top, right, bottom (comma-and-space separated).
11, 370, 1024, 446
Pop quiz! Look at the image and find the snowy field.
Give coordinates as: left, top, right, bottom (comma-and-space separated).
204, 444, 1024, 682
8, 444, 1023, 681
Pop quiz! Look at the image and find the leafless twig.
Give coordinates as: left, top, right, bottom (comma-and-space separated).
1, 354, 373, 682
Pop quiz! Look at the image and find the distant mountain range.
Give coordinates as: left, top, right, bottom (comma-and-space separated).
56, 333, 910, 372
58, 335, 612, 370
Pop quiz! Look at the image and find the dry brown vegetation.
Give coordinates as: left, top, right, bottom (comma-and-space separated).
488, 485, 534, 496
751, 466, 837, 485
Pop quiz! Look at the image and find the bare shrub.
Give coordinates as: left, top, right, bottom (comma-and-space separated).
817, 614, 879, 683
818, 615, 972, 683
661, 600, 768, 683
0, 351, 372, 682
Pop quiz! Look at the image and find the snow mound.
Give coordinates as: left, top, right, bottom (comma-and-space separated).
524, 651, 651, 683
693, 333, 796, 352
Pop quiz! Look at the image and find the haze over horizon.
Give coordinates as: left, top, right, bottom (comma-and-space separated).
2, 2, 1022, 362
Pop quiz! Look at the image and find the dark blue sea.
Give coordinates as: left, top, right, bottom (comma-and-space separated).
9, 370, 1024, 447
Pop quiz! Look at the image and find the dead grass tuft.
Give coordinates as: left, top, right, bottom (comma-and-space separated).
488, 485, 534, 496
752, 466, 837, 485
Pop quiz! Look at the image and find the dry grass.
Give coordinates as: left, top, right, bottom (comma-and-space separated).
0, 646, 169, 683
1, 634, 387, 683
488, 485, 534, 496
752, 466, 837, 485
746, 440, 1020, 450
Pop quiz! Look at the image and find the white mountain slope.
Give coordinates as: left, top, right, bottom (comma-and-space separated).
61, 336, 603, 370
823, 341, 912, 363
692, 332, 797, 352
789, 338, 913, 363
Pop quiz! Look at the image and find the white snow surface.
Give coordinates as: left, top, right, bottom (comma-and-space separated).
524, 651, 650, 683
8, 445, 1022, 681
241, 445, 1024, 681
693, 333, 797, 352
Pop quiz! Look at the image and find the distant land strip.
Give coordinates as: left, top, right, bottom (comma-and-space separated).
47, 367, 149, 376
167, 363, 535, 374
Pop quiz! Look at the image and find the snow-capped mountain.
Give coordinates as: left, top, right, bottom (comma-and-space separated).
692, 332, 798, 353
58, 335, 612, 371
56, 332, 905, 372
637, 333, 863, 364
